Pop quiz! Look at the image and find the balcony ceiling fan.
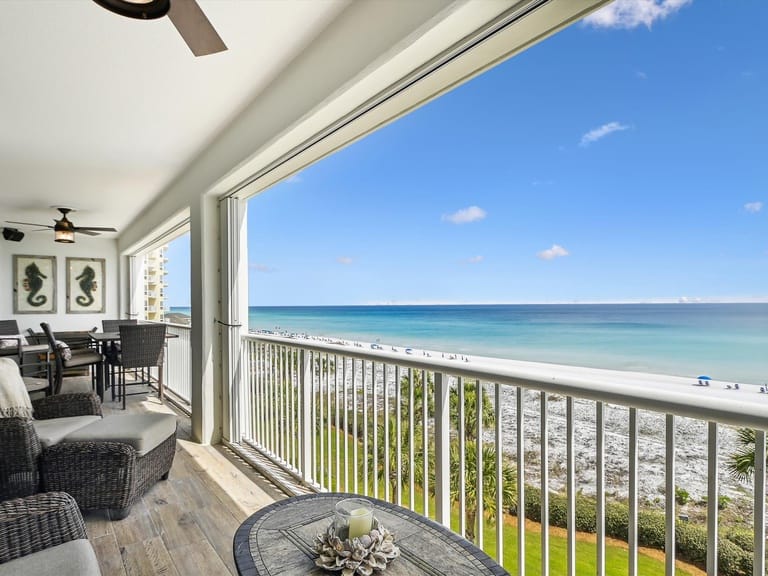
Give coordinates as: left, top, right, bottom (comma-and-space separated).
92, 0, 227, 57
6, 207, 118, 244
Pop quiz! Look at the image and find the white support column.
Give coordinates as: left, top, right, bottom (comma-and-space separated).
190, 194, 222, 444
434, 371, 451, 527
126, 254, 144, 320
220, 196, 248, 443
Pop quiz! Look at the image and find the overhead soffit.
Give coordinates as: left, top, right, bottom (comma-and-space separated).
0, 0, 349, 234
215, 0, 613, 203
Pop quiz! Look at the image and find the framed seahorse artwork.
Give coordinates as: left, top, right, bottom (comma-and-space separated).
66, 257, 105, 314
12, 255, 57, 314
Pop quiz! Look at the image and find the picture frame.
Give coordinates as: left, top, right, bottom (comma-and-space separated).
66, 257, 105, 314
13, 255, 57, 314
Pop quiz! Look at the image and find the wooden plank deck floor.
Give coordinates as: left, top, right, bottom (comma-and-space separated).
60, 378, 283, 575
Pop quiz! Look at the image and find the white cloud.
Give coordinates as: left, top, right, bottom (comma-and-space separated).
584, 0, 692, 30
250, 263, 275, 273
537, 244, 570, 260
580, 121, 629, 146
464, 255, 484, 264
636, 70, 648, 80
745, 201, 763, 213
337, 256, 353, 265
442, 206, 487, 224
284, 173, 302, 184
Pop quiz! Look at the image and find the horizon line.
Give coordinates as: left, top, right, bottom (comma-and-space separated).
166, 297, 768, 308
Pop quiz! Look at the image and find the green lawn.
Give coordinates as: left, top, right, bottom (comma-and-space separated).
302, 423, 702, 576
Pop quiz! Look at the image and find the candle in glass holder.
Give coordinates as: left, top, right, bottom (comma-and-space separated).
334, 498, 373, 539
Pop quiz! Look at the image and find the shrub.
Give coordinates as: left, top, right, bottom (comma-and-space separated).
637, 510, 666, 549
676, 521, 708, 566
725, 528, 754, 553
718, 537, 751, 576
675, 486, 690, 505
719, 495, 731, 510
604, 501, 629, 541
520, 484, 752, 576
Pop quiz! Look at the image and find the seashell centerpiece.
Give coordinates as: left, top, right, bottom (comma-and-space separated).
313, 517, 400, 575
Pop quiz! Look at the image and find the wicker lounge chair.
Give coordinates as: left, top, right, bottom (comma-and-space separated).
0, 492, 100, 575
1, 359, 177, 519
0, 392, 102, 501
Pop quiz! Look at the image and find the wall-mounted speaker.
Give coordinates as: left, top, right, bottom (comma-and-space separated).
2, 228, 24, 242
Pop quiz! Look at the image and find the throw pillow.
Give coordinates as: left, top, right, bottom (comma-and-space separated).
55, 340, 72, 361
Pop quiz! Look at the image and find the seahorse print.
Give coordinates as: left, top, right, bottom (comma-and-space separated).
25, 263, 48, 307
75, 265, 96, 307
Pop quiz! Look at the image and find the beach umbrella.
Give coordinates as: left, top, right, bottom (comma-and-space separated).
697, 375, 711, 386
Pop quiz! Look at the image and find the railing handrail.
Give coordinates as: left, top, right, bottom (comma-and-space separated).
244, 332, 768, 429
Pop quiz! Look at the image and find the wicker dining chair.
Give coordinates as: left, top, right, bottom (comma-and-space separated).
116, 324, 166, 409
101, 320, 137, 400
39, 323, 102, 396
0, 320, 48, 365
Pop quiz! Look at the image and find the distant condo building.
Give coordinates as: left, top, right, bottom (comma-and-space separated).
143, 246, 168, 322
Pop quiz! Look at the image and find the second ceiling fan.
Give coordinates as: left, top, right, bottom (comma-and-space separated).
92, 0, 227, 57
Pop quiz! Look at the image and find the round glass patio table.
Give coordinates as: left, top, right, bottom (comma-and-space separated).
233, 492, 509, 576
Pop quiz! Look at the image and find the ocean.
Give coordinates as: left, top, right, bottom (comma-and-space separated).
169, 303, 768, 385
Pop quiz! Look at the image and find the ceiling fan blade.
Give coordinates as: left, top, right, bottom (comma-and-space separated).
74, 227, 118, 233
167, 0, 227, 57
76, 229, 102, 237
6, 220, 55, 229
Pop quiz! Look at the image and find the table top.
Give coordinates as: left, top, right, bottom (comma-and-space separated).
89, 331, 178, 342
233, 492, 509, 576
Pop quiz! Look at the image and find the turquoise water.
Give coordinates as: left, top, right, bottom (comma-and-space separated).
170, 303, 768, 385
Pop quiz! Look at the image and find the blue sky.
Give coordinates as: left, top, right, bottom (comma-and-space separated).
166, 0, 767, 307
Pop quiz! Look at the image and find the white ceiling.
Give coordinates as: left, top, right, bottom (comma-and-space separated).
0, 0, 610, 246
0, 0, 349, 236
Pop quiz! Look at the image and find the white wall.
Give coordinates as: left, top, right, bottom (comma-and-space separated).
0, 232, 119, 333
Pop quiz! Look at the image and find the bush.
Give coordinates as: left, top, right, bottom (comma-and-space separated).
725, 528, 754, 552
604, 501, 629, 541
675, 486, 690, 505
718, 537, 752, 576
521, 484, 753, 576
637, 510, 666, 549
676, 521, 707, 566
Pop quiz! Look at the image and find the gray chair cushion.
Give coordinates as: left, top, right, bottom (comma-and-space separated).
0, 539, 101, 576
32, 416, 102, 448
62, 413, 176, 456
61, 350, 101, 368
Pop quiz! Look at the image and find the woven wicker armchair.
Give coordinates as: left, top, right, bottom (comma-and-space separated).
0, 492, 100, 575
0, 394, 102, 501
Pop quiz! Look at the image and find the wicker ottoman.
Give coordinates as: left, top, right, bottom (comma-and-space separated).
41, 413, 177, 519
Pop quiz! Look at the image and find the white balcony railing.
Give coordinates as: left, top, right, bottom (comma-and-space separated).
236, 333, 767, 576
162, 323, 192, 404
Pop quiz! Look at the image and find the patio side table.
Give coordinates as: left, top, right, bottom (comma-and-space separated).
233, 492, 509, 576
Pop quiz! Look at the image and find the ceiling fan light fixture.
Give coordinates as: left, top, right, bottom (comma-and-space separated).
54, 216, 75, 243
92, 0, 170, 20
55, 229, 75, 243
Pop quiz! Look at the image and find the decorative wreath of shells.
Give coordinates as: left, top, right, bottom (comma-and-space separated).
314, 517, 400, 575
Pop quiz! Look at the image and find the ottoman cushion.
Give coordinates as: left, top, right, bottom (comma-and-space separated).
62, 413, 176, 456
32, 416, 102, 448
